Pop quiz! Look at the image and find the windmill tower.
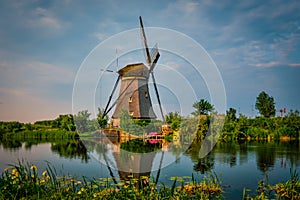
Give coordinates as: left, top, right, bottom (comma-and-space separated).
102, 16, 164, 128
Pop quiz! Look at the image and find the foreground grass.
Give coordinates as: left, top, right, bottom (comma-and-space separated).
0, 162, 222, 199
243, 169, 300, 200
1, 163, 299, 199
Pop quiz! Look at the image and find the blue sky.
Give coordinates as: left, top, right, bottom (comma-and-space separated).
0, 0, 300, 122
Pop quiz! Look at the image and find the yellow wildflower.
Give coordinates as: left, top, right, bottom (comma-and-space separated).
46, 175, 50, 180
77, 181, 82, 185
40, 179, 46, 184
42, 171, 47, 176
30, 165, 37, 170
12, 168, 17, 175
4, 168, 9, 172
71, 178, 76, 183
12, 169, 19, 177
77, 191, 82, 195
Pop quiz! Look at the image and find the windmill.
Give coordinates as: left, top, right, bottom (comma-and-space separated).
102, 16, 165, 128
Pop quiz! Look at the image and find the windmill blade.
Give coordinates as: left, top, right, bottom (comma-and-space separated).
139, 16, 152, 66
103, 75, 120, 118
151, 72, 165, 122
100, 69, 118, 73
103, 77, 137, 117
155, 151, 165, 184
150, 43, 159, 64
149, 51, 160, 74
102, 152, 119, 188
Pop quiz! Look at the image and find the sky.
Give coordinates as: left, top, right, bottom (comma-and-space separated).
0, 0, 300, 122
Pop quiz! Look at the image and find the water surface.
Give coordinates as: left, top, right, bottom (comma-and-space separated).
0, 137, 299, 199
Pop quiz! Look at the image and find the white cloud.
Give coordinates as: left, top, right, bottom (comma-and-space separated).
255, 61, 281, 68
29, 7, 68, 34
183, 2, 199, 14
94, 32, 109, 41
7, 3, 69, 36
255, 62, 300, 68
288, 63, 300, 67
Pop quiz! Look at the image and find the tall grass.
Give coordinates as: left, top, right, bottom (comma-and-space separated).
243, 168, 300, 199
0, 161, 223, 199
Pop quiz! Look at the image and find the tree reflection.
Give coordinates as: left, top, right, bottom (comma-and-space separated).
193, 156, 215, 174
255, 141, 276, 172
120, 139, 161, 153
51, 139, 89, 162
185, 140, 215, 174
0, 138, 22, 150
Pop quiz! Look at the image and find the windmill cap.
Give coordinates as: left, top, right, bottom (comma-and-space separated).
118, 63, 149, 78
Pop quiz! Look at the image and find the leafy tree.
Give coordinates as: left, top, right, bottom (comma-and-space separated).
284, 109, 300, 138
97, 108, 109, 128
255, 91, 276, 118
5, 121, 23, 133
24, 123, 33, 131
74, 110, 91, 133
226, 108, 237, 121
54, 114, 76, 131
165, 112, 182, 131
191, 99, 214, 116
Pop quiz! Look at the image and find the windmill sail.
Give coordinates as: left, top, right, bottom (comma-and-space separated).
103, 16, 164, 127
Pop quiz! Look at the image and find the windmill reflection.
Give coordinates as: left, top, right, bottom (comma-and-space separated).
83, 132, 170, 187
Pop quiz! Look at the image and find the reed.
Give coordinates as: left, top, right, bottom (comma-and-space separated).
0, 161, 223, 199
243, 168, 300, 199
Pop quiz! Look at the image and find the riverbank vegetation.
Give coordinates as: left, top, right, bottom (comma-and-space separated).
0, 162, 223, 200
1, 91, 300, 142
0, 114, 77, 139
165, 91, 300, 141
0, 162, 299, 199
243, 169, 300, 199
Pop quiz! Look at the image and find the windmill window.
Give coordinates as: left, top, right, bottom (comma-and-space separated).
129, 96, 132, 102
145, 91, 149, 98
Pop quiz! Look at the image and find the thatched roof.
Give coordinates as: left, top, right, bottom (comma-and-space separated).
118, 63, 149, 78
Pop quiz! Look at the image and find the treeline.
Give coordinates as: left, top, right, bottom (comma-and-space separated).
0, 114, 75, 134
165, 91, 300, 141
0, 109, 107, 138
165, 109, 300, 141
221, 109, 300, 141
1, 91, 300, 141
0, 114, 78, 139
220, 91, 299, 141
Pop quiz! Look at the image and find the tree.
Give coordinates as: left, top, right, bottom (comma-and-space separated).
97, 108, 109, 128
54, 114, 76, 131
226, 108, 237, 121
255, 91, 276, 118
191, 99, 214, 116
74, 110, 91, 133
165, 112, 182, 131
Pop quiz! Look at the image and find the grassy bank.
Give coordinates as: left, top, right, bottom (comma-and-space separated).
1, 163, 299, 199
0, 162, 222, 199
2, 130, 78, 139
